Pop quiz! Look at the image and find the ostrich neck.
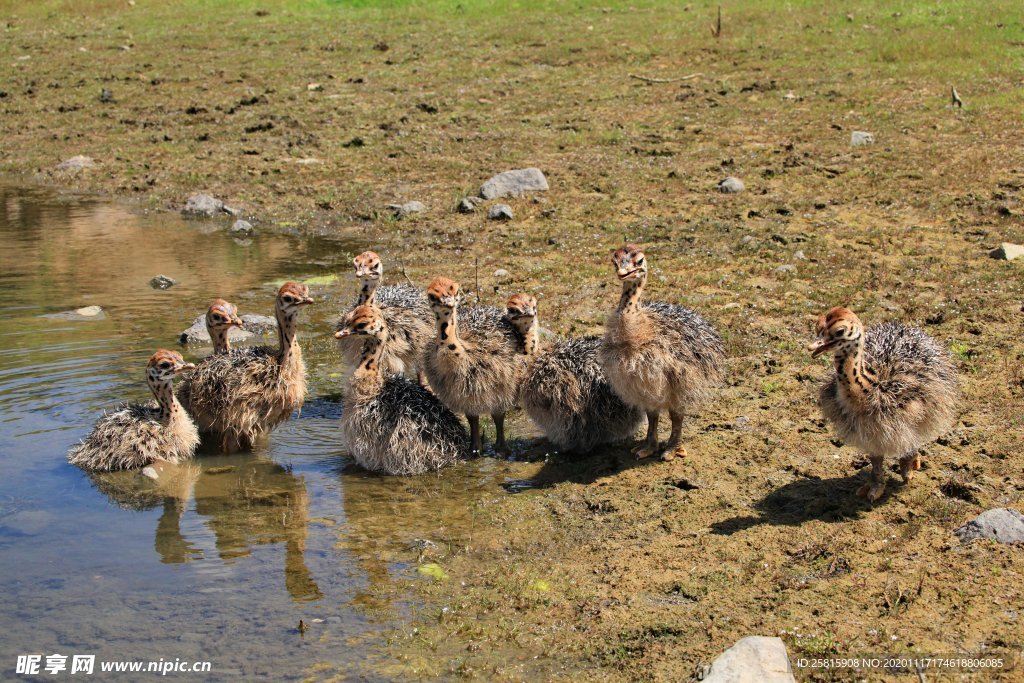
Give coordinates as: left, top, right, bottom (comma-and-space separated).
356, 278, 380, 306
353, 337, 384, 385
835, 341, 877, 398
435, 307, 465, 352
617, 277, 645, 315
275, 306, 300, 366
208, 323, 231, 354
517, 317, 540, 357
149, 376, 182, 423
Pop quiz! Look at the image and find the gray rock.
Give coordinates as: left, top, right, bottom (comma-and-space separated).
488, 204, 514, 221
230, 219, 254, 234
955, 508, 1024, 545
850, 131, 875, 146
740, 235, 755, 245
703, 636, 796, 683
493, 268, 510, 280
99, 88, 113, 103
479, 168, 549, 200
183, 194, 236, 217
733, 416, 752, 432
387, 201, 426, 218
55, 155, 96, 175
178, 313, 276, 345
240, 313, 278, 336
793, 250, 806, 260
149, 275, 176, 290
719, 176, 746, 193
775, 264, 796, 274
457, 197, 479, 214
989, 243, 1024, 261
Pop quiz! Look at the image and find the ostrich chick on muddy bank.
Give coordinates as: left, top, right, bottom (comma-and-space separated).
69, 350, 199, 471
336, 251, 433, 384
337, 305, 468, 475
506, 293, 643, 453
809, 306, 959, 502
600, 244, 725, 460
423, 277, 528, 454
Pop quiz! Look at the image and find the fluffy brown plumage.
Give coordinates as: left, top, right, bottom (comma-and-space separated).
69, 350, 199, 471
600, 245, 725, 460
176, 299, 244, 436
507, 294, 643, 453
336, 251, 434, 383
810, 306, 960, 502
423, 277, 528, 453
337, 305, 468, 475
180, 282, 313, 452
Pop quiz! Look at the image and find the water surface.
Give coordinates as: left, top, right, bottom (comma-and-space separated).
0, 185, 533, 680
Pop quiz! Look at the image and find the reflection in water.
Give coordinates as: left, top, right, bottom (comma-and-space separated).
85, 457, 322, 601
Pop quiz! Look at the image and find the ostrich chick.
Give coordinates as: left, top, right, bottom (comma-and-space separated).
336, 305, 468, 475
69, 350, 199, 471
177, 298, 244, 433
600, 245, 725, 460
809, 307, 959, 502
336, 251, 433, 383
423, 277, 528, 454
506, 294, 644, 453
204, 282, 314, 452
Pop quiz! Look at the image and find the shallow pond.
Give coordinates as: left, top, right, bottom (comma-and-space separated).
0, 185, 536, 680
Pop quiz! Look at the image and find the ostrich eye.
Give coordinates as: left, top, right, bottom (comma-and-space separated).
159, 362, 172, 369
283, 296, 295, 303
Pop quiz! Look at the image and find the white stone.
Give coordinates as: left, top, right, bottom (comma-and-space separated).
990, 243, 1024, 261
479, 168, 549, 200
703, 636, 796, 683
850, 131, 875, 146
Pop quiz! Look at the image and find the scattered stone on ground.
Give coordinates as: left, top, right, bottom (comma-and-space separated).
55, 155, 96, 175
702, 636, 796, 683
493, 268, 510, 280
479, 168, 549, 199
719, 176, 746, 193
149, 274, 176, 290
179, 313, 277, 345
775, 264, 796, 274
793, 250, 806, 260
989, 242, 1024, 261
230, 219, 254, 234
488, 204, 513, 221
740, 235, 755, 245
733, 415, 752, 432
183, 193, 238, 217
44, 305, 106, 321
955, 508, 1024, 545
99, 88, 113, 103
457, 197, 479, 214
850, 131, 875, 146
387, 201, 426, 218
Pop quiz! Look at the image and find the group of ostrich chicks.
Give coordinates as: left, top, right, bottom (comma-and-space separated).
69, 244, 960, 504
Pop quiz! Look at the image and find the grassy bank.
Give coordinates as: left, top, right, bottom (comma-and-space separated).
3, 1, 1024, 680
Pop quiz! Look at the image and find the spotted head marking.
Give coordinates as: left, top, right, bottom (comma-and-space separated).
426, 276, 463, 310
334, 305, 386, 340
206, 299, 244, 330
277, 282, 314, 313
505, 293, 537, 322
808, 306, 864, 358
146, 349, 195, 382
611, 243, 647, 282
353, 251, 384, 281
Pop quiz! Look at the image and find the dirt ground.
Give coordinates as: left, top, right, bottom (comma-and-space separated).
2, 0, 1023, 680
